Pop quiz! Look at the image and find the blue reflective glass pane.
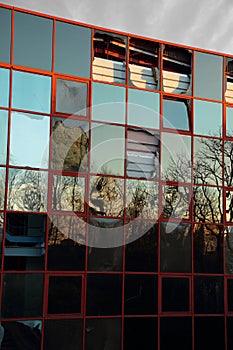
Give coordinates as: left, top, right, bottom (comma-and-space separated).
56, 79, 87, 115
0, 110, 8, 164
55, 21, 91, 78
0, 68, 9, 107
194, 100, 222, 137
10, 112, 50, 168
12, 71, 51, 113
226, 107, 233, 137
14, 11, 52, 71
194, 52, 223, 101
163, 98, 190, 131
0, 7, 11, 63
128, 88, 159, 129
92, 82, 126, 124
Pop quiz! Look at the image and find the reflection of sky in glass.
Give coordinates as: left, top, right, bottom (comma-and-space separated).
128, 88, 159, 129
14, 11, 52, 71
163, 99, 189, 131
0, 110, 8, 164
56, 79, 87, 115
226, 107, 233, 137
0, 68, 9, 107
194, 100, 222, 137
0, 7, 11, 63
10, 112, 50, 168
194, 52, 223, 101
55, 21, 91, 78
92, 82, 126, 124
91, 123, 125, 176
12, 70, 51, 113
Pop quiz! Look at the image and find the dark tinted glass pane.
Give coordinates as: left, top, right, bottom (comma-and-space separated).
225, 226, 233, 273
86, 319, 121, 350
0, 7, 11, 63
48, 276, 82, 314
194, 276, 224, 314
227, 279, 233, 311
160, 317, 192, 350
124, 274, 157, 315
160, 223, 191, 272
194, 100, 222, 137
0, 167, 6, 210
227, 317, 233, 350
1, 273, 43, 318
1, 321, 41, 350
48, 215, 86, 271
194, 317, 224, 350
125, 221, 158, 272
44, 319, 83, 350
52, 118, 89, 172
14, 11, 52, 70
56, 78, 87, 115
55, 21, 91, 78
124, 317, 157, 350
162, 185, 190, 219
4, 213, 45, 271
194, 52, 223, 101
194, 224, 223, 273
0, 68, 10, 107
86, 274, 122, 316
194, 186, 222, 223
162, 278, 190, 312
163, 98, 190, 131
0, 109, 8, 164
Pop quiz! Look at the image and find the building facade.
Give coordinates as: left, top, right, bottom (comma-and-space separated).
0, 4, 233, 349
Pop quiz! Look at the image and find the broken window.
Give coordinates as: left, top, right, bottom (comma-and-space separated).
162, 45, 191, 95
225, 58, 233, 103
127, 128, 159, 179
93, 30, 126, 84
129, 37, 159, 90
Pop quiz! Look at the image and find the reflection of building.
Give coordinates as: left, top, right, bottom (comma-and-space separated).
1, 3, 233, 349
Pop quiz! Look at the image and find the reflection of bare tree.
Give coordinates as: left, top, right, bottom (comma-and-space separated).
162, 185, 190, 219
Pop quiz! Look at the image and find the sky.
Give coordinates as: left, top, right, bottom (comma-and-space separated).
1, 0, 233, 55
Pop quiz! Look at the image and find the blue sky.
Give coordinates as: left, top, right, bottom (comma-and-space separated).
1, 0, 233, 55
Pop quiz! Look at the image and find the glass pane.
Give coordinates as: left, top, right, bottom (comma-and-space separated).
194, 224, 223, 273
160, 317, 192, 350
4, 213, 46, 271
0, 213, 3, 269
194, 51, 223, 101
225, 226, 233, 273
124, 274, 157, 314
0, 68, 10, 107
227, 317, 233, 350
88, 218, 124, 270
14, 11, 52, 70
86, 318, 121, 350
89, 176, 124, 217
92, 82, 126, 124
162, 278, 190, 312
161, 132, 191, 182
194, 186, 222, 223
226, 107, 233, 137
10, 112, 50, 168
90, 123, 125, 176
7, 169, 48, 212
12, 71, 51, 113
227, 279, 233, 311
126, 179, 158, 219
162, 185, 190, 219
52, 175, 85, 212
1, 320, 42, 349
48, 276, 82, 314
226, 57, 233, 103
52, 117, 88, 172
225, 140, 233, 187
194, 100, 222, 137
0, 167, 6, 210
0, 7, 11, 63
86, 274, 122, 316
194, 276, 224, 314
124, 318, 157, 350
56, 78, 87, 115
125, 221, 158, 272
48, 215, 86, 271
1, 273, 43, 318
194, 137, 222, 185
194, 317, 224, 350
44, 319, 83, 350
163, 98, 190, 131
160, 223, 191, 272
0, 110, 8, 164
128, 88, 159, 129
55, 21, 91, 78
